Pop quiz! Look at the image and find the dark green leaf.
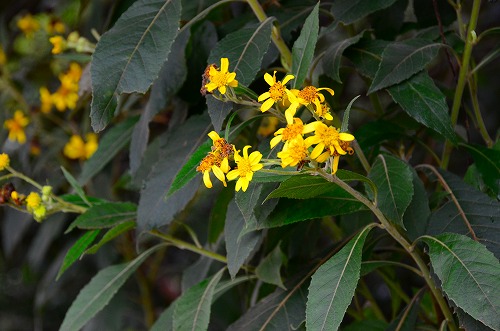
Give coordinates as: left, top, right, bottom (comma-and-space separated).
386, 293, 422, 331
173, 269, 224, 331
323, 32, 364, 83
421, 233, 500, 330
344, 38, 388, 79
426, 170, 500, 259
59, 244, 166, 331
79, 116, 139, 185
61, 166, 91, 207
354, 120, 406, 150
306, 224, 377, 331
85, 221, 136, 255
252, 169, 296, 183
291, 2, 319, 88
151, 300, 176, 331
208, 17, 274, 86
368, 155, 413, 229
331, 0, 398, 24
368, 39, 442, 94
255, 243, 286, 289
56, 230, 100, 280
66, 202, 136, 233
90, 0, 181, 131
206, 95, 233, 132
340, 95, 360, 132
461, 143, 500, 196
266, 175, 338, 200
208, 187, 233, 243
456, 306, 496, 331
403, 169, 430, 241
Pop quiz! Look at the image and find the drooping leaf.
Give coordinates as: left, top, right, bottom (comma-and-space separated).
85, 221, 136, 255
225, 200, 261, 279
255, 243, 286, 289
151, 300, 176, 331
306, 224, 377, 331
461, 143, 500, 196
388, 72, 457, 143
426, 169, 500, 258
331, 0, 398, 25
344, 38, 389, 79
129, 30, 190, 174
173, 268, 225, 331
368, 39, 443, 94
182, 255, 214, 293
79, 116, 139, 185
208, 17, 274, 86
137, 114, 211, 230
368, 155, 413, 229
208, 187, 234, 243
56, 230, 100, 280
340, 95, 360, 132
60, 166, 91, 207
66, 202, 136, 233
206, 95, 233, 132
323, 32, 364, 83
403, 169, 431, 241
291, 2, 319, 88
90, 0, 182, 131
59, 244, 165, 331
421, 233, 500, 330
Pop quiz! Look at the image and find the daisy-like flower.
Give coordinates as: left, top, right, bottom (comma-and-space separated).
196, 131, 234, 189
0, 153, 9, 171
226, 146, 263, 192
270, 117, 318, 149
305, 122, 355, 174
204, 58, 238, 95
63, 133, 99, 160
277, 135, 309, 168
52, 63, 81, 111
316, 102, 334, 121
4, 110, 30, 144
291, 85, 334, 115
258, 71, 296, 113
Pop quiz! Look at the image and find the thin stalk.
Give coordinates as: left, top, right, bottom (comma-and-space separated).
468, 76, 493, 146
352, 140, 371, 174
442, 0, 482, 169
316, 170, 459, 331
246, 0, 293, 71
358, 280, 387, 322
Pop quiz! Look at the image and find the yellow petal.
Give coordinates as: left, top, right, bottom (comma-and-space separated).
310, 143, 325, 160
261, 98, 275, 112
316, 151, 330, 163
270, 135, 282, 148
212, 165, 226, 182
219, 85, 227, 94
221, 157, 230, 173
203, 171, 213, 188
208, 131, 221, 141
241, 178, 250, 192
264, 72, 275, 86
282, 74, 295, 85
318, 87, 334, 95
242, 145, 251, 159
205, 82, 217, 92
227, 170, 239, 181
249, 151, 262, 164
235, 178, 242, 192
333, 141, 347, 155
331, 155, 340, 174
339, 132, 355, 141
220, 58, 229, 72
258, 91, 271, 102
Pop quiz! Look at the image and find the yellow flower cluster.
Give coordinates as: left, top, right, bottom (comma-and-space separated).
204, 58, 238, 95
49, 31, 94, 55
0, 153, 10, 171
63, 133, 98, 161
4, 110, 30, 144
39, 62, 82, 113
16, 13, 65, 39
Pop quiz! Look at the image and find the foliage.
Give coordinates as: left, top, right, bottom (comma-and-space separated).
0, 0, 499, 330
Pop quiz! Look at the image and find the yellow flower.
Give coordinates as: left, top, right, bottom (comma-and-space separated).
270, 117, 318, 149
204, 58, 238, 95
196, 131, 233, 188
292, 86, 334, 114
84, 133, 98, 159
0, 153, 10, 170
4, 110, 29, 144
257, 116, 280, 137
49, 35, 66, 54
52, 64, 81, 111
26, 192, 42, 211
39, 87, 53, 113
226, 146, 263, 192
17, 14, 40, 38
258, 71, 296, 113
316, 102, 334, 121
277, 135, 309, 168
47, 19, 65, 35
63, 133, 99, 160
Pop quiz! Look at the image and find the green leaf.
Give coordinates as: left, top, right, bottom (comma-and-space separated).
56, 230, 100, 280
291, 2, 319, 88
137, 114, 211, 229
66, 202, 136, 233
388, 72, 457, 143
235, 182, 279, 232
208, 188, 233, 243
368, 155, 413, 229
331, 0, 398, 24
340, 95, 360, 132
403, 169, 430, 241
208, 17, 274, 86
85, 221, 136, 255
386, 293, 422, 331
151, 300, 176, 331
206, 95, 233, 132
59, 244, 165, 331
252, 168, 296, 183
426, 170, 500, 259
344, 38, 388, 79
255, 243, 286, 289
306, 224, 377, 331
61, 166, 91, 207
173, 268, 225, 331
79, 116, 139, 185
225, 200, 261, 279
129, 30, 190, 174
267, 175, 338, 200
90, 0, 181, 131
323, 32, 364, 83
368, 39, 442, 94
421, 233, 500, 330
461, 143, 500, 195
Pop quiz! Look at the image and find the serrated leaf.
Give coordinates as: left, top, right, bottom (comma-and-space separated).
59, 244, 165, 331
461, 143, 500, 195
368, 155, 413, 229
66, 202, 136, 233
340, 95, 360, 132
85, 221, 136, 255
331, 0, 398, 24
426, 170, 500, 259
255, 243, 286, 289
173, 269, 224, 331
291, 2, 319, 88
236, 182, 278, 229
388, 72, 457, 143
225, 200, 261, 279
90, 0, 181, 131
368, 39, 442, 94
252, 169, 296, 183
344, 38, 389, 79
56, 230, 100, 280
206, 95, 233, 132
323, 32, 364, 83
208, 17, 274, 86
129, 30, 190, 174
79, 116, 139, 185
306, 224, 377, 331
421, 233, 500, 330
61, 166, 91, 207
